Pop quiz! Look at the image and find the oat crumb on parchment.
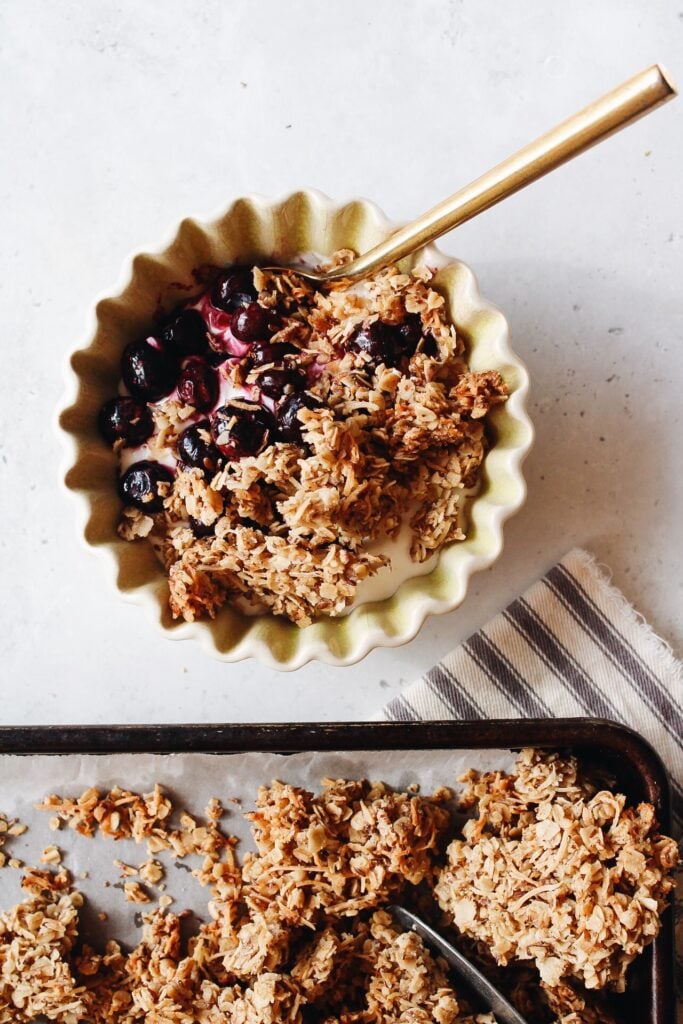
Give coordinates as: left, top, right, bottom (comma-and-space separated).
123, 879, 152, 904
0, 812, 28, 870
113, 858, 138, 877
40, 845, 62, 865
139, 857, 165, 885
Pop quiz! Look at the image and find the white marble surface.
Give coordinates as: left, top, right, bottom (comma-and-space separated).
0, 0, 680, 724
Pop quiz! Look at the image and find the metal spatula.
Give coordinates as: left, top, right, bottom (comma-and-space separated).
390, 905, 529, 1024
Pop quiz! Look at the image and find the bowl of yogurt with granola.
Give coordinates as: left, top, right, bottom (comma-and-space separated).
58, 191, 533, 667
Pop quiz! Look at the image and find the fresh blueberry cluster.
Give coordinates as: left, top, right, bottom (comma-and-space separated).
98, 267, 321, 512
347, 313, 425, 366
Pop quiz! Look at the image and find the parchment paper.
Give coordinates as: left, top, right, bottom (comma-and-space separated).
0, 748, 516, 949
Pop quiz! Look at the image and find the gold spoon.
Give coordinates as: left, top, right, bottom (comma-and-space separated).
267, 64, 676, 284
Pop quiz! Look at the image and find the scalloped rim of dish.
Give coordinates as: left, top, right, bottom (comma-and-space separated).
56, 190, 534, 670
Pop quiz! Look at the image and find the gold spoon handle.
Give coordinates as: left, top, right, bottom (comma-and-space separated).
323, 64, 677, 282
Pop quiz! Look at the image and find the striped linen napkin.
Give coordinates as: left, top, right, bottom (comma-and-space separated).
382, 546, 682, 1012
383, 547, 682, 829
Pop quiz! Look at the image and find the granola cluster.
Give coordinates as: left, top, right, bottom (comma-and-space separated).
434, 749, 679, 993
1, 780, 494, 1024
0, 754, 676, 1023
113, 256, 507, 626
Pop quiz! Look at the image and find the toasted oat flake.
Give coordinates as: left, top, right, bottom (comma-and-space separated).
139, 857, 165, 885
123, 879, 151, 904
40, 845, 62, 865
113, 858, 138, 877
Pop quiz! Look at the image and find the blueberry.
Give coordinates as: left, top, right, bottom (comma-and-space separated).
211, 268, 257, 312
257, 367, 306, 399
121, 339, 178, 402
189, 516, 215, 538
177, 422, 221, 476
118, 461, 174, 512
347, 320, 398, 366
275, 392, 321, 445
97, 397, 153, 447
210, 402, 274, 460
177, 357, 219, 412
422, 333, 438, 357
396, 314, 423, 356
160, 309, 209, 357
250, 341, 297, 366
231, 302, 270, 343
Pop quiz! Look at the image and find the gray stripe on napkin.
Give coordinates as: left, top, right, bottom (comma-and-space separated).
382, 548, 683, 832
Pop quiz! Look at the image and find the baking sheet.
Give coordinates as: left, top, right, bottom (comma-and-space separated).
0, 747, 515, 949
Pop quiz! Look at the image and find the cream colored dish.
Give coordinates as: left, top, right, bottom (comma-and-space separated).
57, 190, 533, 668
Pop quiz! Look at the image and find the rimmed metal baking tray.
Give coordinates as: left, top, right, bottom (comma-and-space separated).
0, 718, 674, 1023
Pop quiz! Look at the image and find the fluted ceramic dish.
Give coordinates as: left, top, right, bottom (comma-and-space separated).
57, 190, 533, 669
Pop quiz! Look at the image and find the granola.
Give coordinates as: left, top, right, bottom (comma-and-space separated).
1, 755, 675, 1023
99, 255, 507, 626
3, 780, 488, 1024
434, 749, 679, 993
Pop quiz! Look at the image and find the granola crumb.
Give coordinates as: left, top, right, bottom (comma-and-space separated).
113, 858, 138, 877
40, 845, 62, 865
123, 880, 152, 904
139, 857, 164, 885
